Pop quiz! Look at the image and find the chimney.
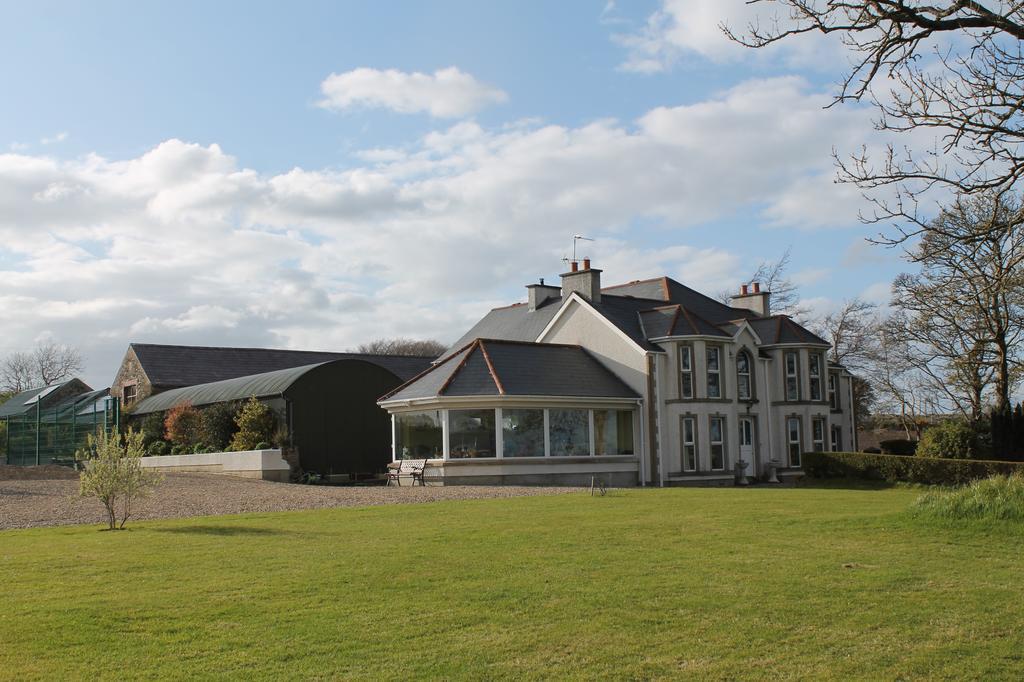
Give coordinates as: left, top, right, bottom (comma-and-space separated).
730, 281, 770, 316
561, 259, 602, 303
526, 278, 561, 312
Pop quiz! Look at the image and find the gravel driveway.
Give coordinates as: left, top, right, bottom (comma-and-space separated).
0, 470, 579, 530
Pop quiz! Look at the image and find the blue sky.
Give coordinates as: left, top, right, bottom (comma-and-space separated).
0, 1, 913, 387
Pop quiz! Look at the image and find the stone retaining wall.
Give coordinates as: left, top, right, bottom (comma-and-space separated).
139, 449, 291, 482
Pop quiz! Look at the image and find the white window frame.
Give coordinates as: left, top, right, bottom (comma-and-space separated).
787, 416, 802, 467
828, 374, 839, 410
679, 345, 694, 399
809, 354, 823, 402
706, 346, 722, 399
681, 416, 697, 472
785, 351, 799, 402
122, 384, 138, 404
830, 424, 842, 452
736, 350, 752, 401
709, 415, 726, 471
812, 417, 826, 452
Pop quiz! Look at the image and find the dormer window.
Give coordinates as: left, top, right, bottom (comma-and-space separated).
736, 350, 752, 400
706, 346, 722, 399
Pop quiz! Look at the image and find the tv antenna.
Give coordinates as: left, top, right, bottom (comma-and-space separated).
571, 234, 593, 261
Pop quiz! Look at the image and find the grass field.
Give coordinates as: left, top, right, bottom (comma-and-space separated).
3, 485, 1023, 680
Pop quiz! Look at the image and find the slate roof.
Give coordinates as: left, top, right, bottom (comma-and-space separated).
129, 343, 433, 388
0, 379, 95, 417
131, 362, 330, 415
381, 339, 639, 402
602, 277, 756, 322
638, 305, 730, 338
442, 276, 826, 361
748, 316, 830, 346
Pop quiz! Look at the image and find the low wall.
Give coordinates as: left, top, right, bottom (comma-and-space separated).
401, 456, 639, 487
139, 449, 291, 482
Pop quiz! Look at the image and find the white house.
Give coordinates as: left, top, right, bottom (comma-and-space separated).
379, 260, 856, 486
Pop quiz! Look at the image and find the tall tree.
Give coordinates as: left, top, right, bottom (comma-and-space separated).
892, 191, 1024, 416
813, 297, 880, 421
356, 338, 448, 357
726, 2, 1024, 244
721, 248, 810, 321
0, 341, 83, 392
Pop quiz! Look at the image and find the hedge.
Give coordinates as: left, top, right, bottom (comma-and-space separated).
802, 451, 1024, 486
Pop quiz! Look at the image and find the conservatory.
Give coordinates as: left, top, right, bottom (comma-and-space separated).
378, 339, 642, 486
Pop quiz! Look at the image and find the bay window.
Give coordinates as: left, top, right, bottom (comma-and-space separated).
709, 416, 726, 470
787, 416, 802, 467
785, 352, 799, 401
812, 417, 826, 452
809, 354, 823, 401
681, 416, 697, 472
706, 346, 722, 399
549, 409, 590, 456
449, 410, 497, 458
395, 410, 444, 459
501, 409, 545, 458
679, 345, 694, 399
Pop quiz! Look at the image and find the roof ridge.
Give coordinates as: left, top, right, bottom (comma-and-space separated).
477, 341, 507, 395
668, 305, 684, 335
475, 337, 582, 350
438, 340, 481, 395
130, 342, 435, 360
377, 340, 478, 402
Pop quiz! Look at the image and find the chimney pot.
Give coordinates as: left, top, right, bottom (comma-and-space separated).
753, 282, 760, 293
570, 260, 579, 272
741, 284, 749, 295
582, 257, 591, 270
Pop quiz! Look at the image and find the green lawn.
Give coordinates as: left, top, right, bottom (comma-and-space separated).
2, 486, 1022, 680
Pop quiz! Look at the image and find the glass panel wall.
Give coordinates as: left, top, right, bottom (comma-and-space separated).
395, 411, 443, 459
502, 409, 545, 457
449, 409, 497, 458
549, 409, 590, 456
594, 410, 635, 455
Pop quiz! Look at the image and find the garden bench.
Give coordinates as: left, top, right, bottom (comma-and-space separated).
385, 459, 427, 486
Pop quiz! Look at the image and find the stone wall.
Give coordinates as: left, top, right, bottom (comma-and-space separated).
110, 346, 153, 407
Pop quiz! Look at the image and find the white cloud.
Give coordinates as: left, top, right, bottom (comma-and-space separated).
0, 77, 876, 386
318, 67, 508, 118
9, 142, 29, 152
40, 131, 69, 145
614, 0, 837, 73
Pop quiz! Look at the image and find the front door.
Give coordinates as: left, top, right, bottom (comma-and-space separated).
738, 417, 755, 477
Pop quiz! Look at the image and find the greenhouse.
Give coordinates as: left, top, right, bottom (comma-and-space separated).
1, 379, 119, 466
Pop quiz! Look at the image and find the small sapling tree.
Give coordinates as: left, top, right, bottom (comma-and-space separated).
229, 397, 276, 451
76, 428, 162, 530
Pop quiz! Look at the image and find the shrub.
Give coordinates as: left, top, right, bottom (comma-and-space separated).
229, 397, 276, 452
912, 474, 1024, 521
170, 444, 189, 456
76, 428, 162, 530
146, 440, 170, 456
916, 420, 980, 459
164, 401, 202, 448
198, 403, 237, 451
137, 412, 166, 448
803, 451, 1024, 486
879, 439, 918, 455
